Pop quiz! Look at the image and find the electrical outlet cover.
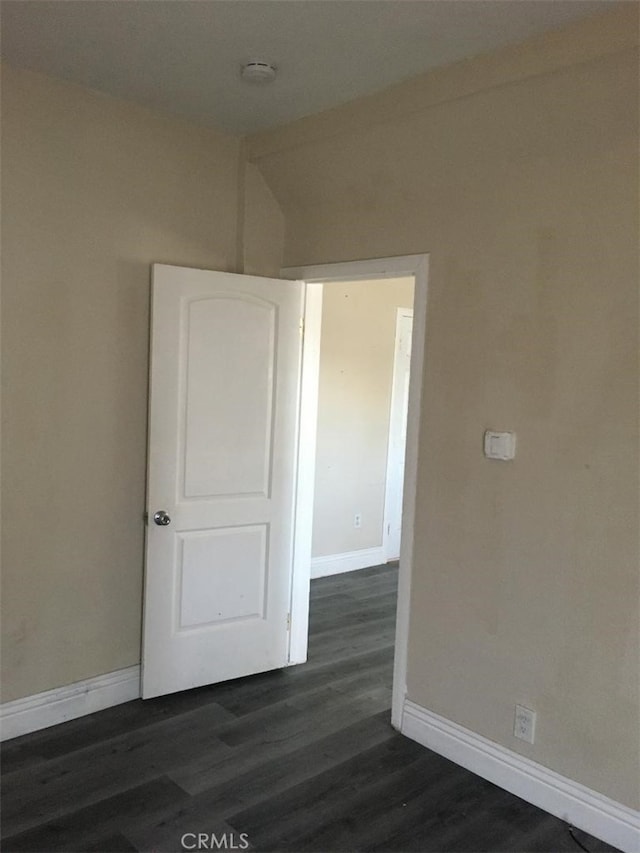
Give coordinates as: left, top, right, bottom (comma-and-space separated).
514, 704, 536, 744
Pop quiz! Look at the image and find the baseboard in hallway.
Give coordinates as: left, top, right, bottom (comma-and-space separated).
310, 547, 389, 578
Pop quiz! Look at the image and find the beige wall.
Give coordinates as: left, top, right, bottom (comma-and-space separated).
241, 161, 286, 278
312, 278, 414, 558
249, 8, 640, 809
1, 65, 243, 701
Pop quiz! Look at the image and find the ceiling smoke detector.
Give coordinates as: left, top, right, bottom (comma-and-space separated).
241, 61, 277, 84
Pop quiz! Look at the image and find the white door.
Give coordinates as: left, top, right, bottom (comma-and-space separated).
383, 309, 413, 562
142, 264, 304, 699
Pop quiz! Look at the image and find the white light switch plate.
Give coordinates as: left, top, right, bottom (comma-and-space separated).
484, 430, 516, 461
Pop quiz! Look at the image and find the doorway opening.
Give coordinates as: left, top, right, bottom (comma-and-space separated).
283, 255, 429, 728
310, 279, 414, 578
307, 276, 414, 723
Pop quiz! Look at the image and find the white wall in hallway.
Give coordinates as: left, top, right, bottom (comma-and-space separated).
311, 277, 414, 560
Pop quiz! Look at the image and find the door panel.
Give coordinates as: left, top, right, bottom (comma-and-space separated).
176, 525, 267, 629
142, 264, 304, 699
183, 296, 275, 498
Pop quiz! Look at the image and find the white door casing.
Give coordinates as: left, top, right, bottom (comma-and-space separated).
142, 264, 304, 699
383, 309, 413, 562
282, 255, 429, 729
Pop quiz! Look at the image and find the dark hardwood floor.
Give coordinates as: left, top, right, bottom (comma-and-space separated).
1, 564, 618, 853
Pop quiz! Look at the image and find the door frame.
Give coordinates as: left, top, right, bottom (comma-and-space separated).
282, 254, 429, 729
382, 307, 414, 563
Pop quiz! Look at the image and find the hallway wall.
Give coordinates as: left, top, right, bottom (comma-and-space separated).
312, 277, 414, 560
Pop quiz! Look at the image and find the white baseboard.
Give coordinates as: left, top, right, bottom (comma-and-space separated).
311, 546, 386, 579
401, 699, 640, 853
0, 665, 141, 742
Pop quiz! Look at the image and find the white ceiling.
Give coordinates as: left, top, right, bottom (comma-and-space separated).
1, 0, 613, 135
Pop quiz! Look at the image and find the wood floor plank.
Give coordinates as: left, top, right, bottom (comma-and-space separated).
167, 682, 392, 794
309, 564, 396, 599
309, 595, 398, 635
212, 646, 392, 717
1, 702, 232, 837
84, 833, 139, 852
209, 664, 391, 749
224, 736, 430, 849
1, 683, 237, 774
272, 745, 469, 852
124, 711, 396, 852
2, 777, 188, 852
0, 742, 48, 777
346, 577, 399, 602
510, 816, 622, 853
305, 615, 396, 665
444, 792, 576, 853
308, 586, 396, 617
